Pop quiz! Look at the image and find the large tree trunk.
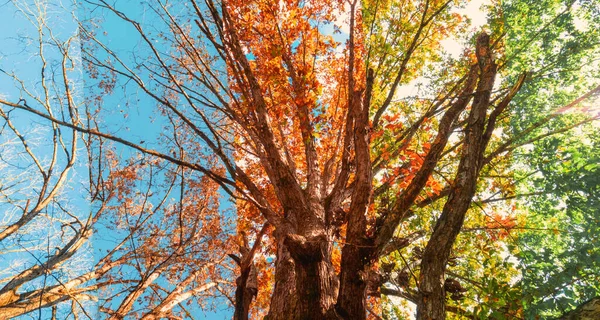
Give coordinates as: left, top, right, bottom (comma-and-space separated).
233, 260, 257, 320
285, 233, 339, 319
336, 242, 371, 320
267, 213, 339, 320
335, 70, 375, 320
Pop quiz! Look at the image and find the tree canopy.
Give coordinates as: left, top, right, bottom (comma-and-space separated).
0, 0, 599, 319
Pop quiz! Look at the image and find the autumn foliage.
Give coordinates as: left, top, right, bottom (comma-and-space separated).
1, 0, 599, 319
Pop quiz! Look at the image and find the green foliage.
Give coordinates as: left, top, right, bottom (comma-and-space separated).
502, 0, 600, 132
501, 0, 600, 317
516, 126, 600, 318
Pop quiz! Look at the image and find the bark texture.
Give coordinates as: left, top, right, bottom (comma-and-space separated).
266, 241, 298, 319
417, 33, 496, 320
559, 297, 600, 320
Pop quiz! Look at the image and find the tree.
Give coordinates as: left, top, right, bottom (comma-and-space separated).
500, 0, 600, 316
517, 126, 600, 318
0, 1, 232, 318
1, 0, 599, 319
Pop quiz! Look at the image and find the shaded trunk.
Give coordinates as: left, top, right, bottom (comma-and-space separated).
233, 266, 257, 320
336, 242, 371, 320
233, 224, 267, 320
267, 228, 339, 320
335, 71, 374, 320
559, 297, 600, 320
266, 233, 298, 320
417, 186, 479, 319
286, 233, 338, 319
416, 228, 454, 320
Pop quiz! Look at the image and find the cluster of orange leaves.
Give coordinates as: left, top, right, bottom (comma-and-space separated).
485, 212, 518, 241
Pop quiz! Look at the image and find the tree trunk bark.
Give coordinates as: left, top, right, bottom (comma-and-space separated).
416, 33, 496, 320
559, 297, 600, 320
285, 233, 338, 319
233, 265, 257, 320
416, 232, 451, 320
266, 233, 298, 320
336, 243, 370, 320
336, 82, 373, 320
266, 229, 339, 320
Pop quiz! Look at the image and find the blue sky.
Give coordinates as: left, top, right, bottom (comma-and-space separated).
0, 0, 96, 318
78, 1, 234, 318
0, 0, 233, 318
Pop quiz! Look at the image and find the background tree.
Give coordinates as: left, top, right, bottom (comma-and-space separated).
501, 0, 600, 317
0, 1, 232, 318
378, 0, 600, 317
517, 127, 600, 318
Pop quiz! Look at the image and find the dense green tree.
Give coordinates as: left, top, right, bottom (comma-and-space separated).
500, 0, 600, 317
517, 127, 600, 318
